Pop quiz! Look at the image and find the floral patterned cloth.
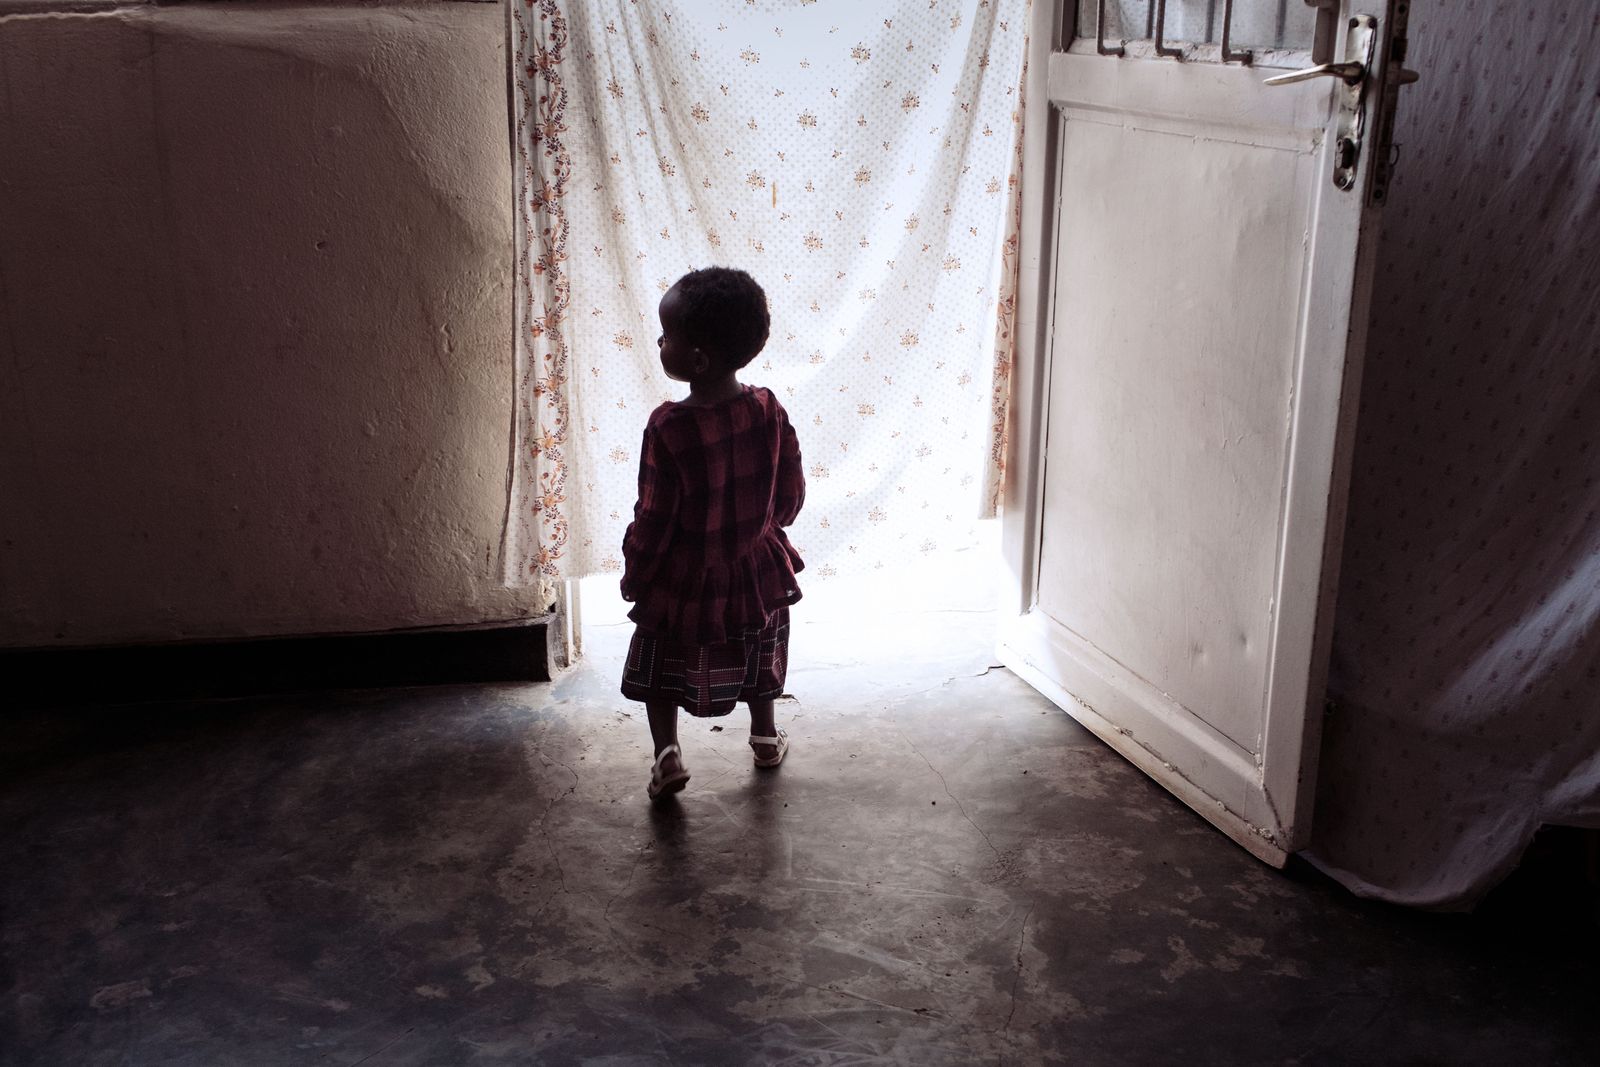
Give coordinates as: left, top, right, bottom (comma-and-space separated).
1305, 1, 1600, 908
507, 0, 1029, 593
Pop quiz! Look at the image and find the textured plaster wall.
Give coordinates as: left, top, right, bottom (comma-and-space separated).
0, 1, 543, 646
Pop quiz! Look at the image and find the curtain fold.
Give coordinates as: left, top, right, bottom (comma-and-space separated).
1306, 0, 1600, 908
506, 0, 1029, 588
980, 10, 1030, 519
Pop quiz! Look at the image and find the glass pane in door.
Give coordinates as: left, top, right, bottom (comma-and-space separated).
1077, 0, 1316, 52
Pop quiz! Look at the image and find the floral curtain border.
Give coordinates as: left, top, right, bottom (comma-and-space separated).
504, 0, 573, 602
980, 5, 1030, 520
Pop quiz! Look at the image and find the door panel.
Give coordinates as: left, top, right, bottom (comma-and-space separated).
1038, 109, 1314, 755
1000, 2, 1407, 865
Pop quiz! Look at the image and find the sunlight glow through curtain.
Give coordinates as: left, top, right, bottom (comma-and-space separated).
507, 0, 1028, 591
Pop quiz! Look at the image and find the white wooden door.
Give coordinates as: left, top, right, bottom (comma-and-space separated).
998, 0, 1415, 865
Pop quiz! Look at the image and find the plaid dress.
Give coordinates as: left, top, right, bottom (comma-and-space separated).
620, 385, 805, 716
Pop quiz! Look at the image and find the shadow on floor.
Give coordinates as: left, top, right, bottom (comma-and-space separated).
3, 609, 1597, 1065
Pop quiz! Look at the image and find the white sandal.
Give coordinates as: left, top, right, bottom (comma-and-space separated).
648, 744, 690, 800
749, 729, 789, 768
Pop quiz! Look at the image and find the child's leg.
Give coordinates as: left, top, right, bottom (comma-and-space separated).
748, 697, 780, 760
647, 700, 683, 770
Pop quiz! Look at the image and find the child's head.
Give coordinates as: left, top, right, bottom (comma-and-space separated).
658, 267, 770, 377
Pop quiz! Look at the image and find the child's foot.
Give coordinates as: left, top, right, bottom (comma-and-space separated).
749, 729, 789, 768
648, 744, 690, 800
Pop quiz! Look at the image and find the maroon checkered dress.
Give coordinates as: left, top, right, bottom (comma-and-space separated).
619, 385, 805, 716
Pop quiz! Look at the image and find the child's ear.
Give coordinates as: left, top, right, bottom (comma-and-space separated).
693, 349, 711, 373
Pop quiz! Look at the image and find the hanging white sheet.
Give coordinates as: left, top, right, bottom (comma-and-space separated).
1306, 0, 1600, 908
505, 0, 1028, 592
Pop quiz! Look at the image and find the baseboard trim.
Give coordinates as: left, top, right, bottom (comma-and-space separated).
3, 617, 557, 707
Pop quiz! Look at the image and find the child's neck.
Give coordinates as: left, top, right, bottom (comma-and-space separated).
684, 372, 742, 406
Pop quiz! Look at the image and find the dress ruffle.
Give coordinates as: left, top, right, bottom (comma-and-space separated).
626, 528, 804, 644
621, 608, 791, 716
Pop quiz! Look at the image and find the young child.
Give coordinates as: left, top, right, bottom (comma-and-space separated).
619, 267, 805, 800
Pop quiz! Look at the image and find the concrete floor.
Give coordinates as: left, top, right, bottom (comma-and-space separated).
4, 582, 1598, 1064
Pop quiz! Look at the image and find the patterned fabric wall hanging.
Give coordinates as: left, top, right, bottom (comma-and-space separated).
1307, 1, 1600, 908
507, 0, 1029, 594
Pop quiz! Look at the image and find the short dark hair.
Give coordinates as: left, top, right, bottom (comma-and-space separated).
672, 266, 770, 369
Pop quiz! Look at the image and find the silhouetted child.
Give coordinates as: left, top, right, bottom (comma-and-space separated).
619, 267, 805, 800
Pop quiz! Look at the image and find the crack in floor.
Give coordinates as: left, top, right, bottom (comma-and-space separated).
1000, 902, 1035, 1033
533, 748, 581, 895
527, 886, 563, 927
897, 727, 1003, 865
602, 837, 651, 933
341, 1025, 416, 1064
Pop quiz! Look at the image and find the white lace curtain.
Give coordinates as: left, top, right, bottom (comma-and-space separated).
506, 0, 1029, 598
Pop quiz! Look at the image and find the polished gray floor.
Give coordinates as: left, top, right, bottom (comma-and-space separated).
4, 592, 1596, 1065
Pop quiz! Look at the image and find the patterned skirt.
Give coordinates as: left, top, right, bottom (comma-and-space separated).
620, 608, 790, 717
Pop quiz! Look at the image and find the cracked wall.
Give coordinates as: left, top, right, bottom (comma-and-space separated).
0, 2, 540, 645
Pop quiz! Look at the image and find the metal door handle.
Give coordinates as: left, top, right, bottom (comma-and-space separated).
1268, 14, 1379, 192
1263, 61, 1365, 86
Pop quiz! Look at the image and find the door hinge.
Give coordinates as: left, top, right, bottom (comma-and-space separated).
1369, 2, 1422, 206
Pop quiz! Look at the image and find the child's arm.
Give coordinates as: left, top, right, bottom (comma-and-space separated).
620, 421, 680, 601
774, 405, 805, 528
